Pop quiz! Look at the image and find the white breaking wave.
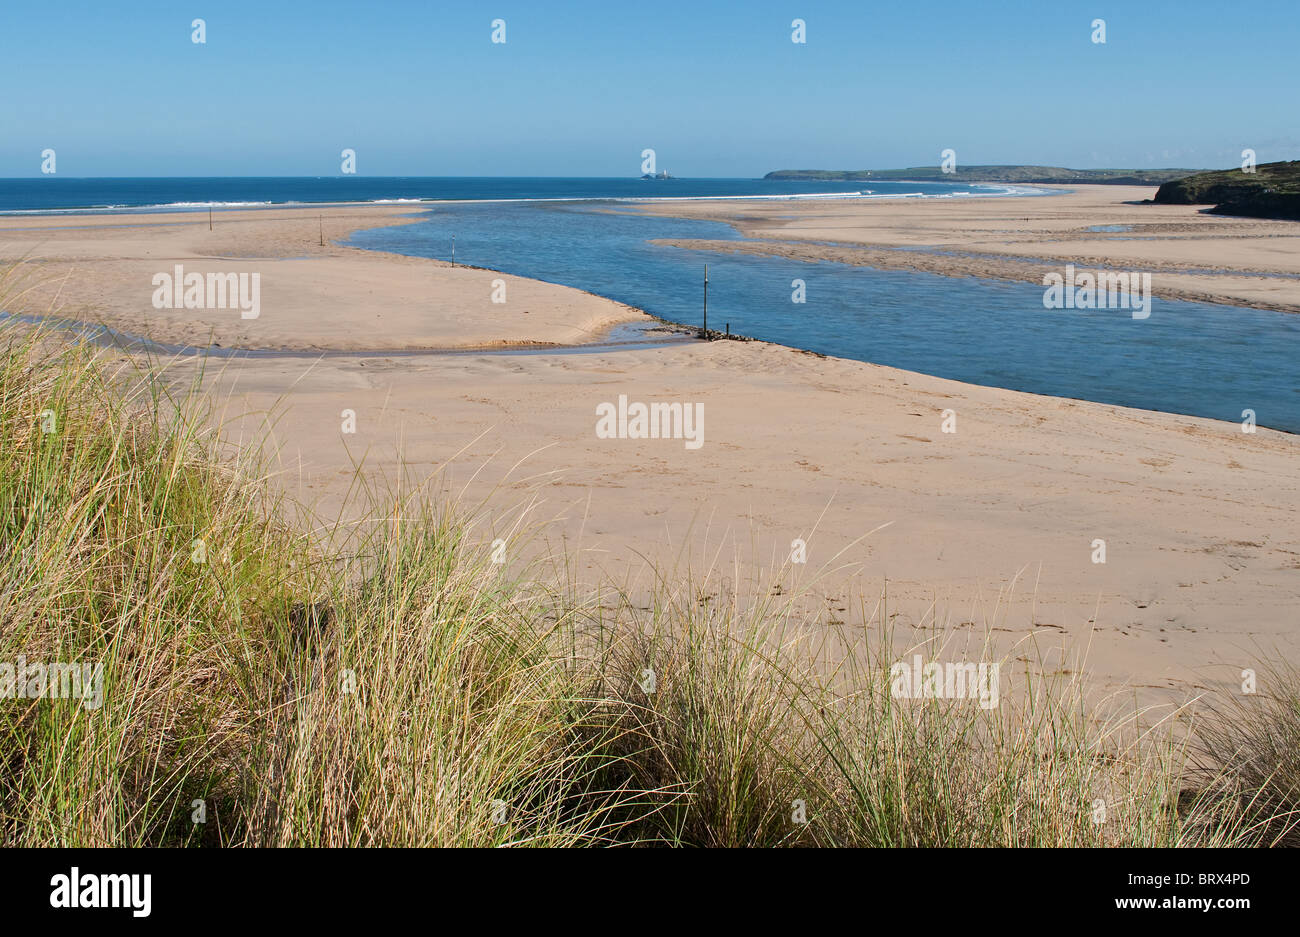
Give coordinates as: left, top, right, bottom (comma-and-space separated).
0, 185, 1046, 217
156, 201, 276, 208
0, 197, 441, 216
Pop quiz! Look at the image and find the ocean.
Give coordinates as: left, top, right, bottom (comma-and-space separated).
0, 176, 1014, 214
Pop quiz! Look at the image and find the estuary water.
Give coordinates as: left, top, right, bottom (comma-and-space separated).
348, 198, 1300, 434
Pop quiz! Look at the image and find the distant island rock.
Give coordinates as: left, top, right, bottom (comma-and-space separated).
1152, 161, 1300, 221
764, 166, 1199, 185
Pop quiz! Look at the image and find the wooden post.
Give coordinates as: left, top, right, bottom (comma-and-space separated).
702, 264, 708, 337
208, 207, 212, 231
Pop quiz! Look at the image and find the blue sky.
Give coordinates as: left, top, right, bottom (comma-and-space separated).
2, 0, 1296, 177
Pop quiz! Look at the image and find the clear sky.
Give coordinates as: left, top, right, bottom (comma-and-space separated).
2, 0, 1296, 177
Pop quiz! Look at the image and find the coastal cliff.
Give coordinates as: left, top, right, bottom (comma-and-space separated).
1152, 161, 1300, 220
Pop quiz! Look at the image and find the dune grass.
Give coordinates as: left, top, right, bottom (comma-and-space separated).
1186, 662, 1300, 847
0, 322, 1295, 847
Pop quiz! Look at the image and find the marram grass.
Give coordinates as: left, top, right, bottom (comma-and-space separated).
0, 322, 1294, 847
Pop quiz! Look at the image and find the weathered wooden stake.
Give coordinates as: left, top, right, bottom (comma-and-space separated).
208, 207, 212, 231
702, 264, 708, 337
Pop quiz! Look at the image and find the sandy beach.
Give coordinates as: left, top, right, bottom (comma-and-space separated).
3, 189, 1297, 704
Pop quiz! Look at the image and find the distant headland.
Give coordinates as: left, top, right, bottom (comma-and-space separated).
764, 166, 1200, 185
1153, 160, 1300, 220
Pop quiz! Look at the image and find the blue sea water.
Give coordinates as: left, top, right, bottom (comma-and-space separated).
0, 176, 994, 214
346, 198, 1300, 434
